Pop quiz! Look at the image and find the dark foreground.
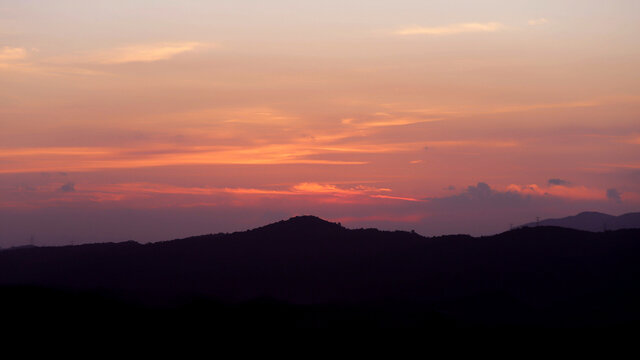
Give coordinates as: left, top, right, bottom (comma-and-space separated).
3, 286, 640, 332
2, 216, 640, 330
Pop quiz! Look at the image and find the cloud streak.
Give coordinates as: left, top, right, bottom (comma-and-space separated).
1, 180, 421, 209
548, 178, 570, 186
506, 183, 605, 201
0, 46, 106, 76
86, 42, 208, 64
528, 18, 548, 25
0, 46, 27, 61
395, 22, 504, 36
0, 143, 369, 174
58, 182, 76, 193
341, 116, 443, 128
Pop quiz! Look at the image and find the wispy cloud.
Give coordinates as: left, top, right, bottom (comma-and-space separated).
8, 181, 416, 208
2, 41, 211, 75
0, 46, 106, 75
87, 42, 208, 64
424, 140, 518, 148
0, 143, 368, 174
622, 136, 640, 145
487, 100, 599, 114
0, 46, 32, 72
528, 18, 548, 26
506, 183, 605, 201
0, 46, 27, 61
291, 182, 391, 196
395, 22, 504, 36
370, 194, 422, 202
341, 115, 442, 128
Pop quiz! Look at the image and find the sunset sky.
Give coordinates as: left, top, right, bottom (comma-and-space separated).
1, 0, 639, 246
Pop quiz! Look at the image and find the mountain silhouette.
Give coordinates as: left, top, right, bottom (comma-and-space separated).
521, 211, 640, 231
2, 215, 640, 329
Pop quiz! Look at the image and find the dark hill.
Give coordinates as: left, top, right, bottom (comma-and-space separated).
521, 211, 640, 232
1, 216, 640, 329
254, 215, 343, 233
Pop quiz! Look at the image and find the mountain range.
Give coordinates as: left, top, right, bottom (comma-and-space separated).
2, 214, 640, 329
521, 211, 640, 232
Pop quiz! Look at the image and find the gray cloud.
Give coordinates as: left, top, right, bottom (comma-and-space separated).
428, 182, 529, 209
606, 188, 622, 202
59, 182, 76, 193
17, 183, 36, 192
466, 182, 492, 199
548, 178, 570, 186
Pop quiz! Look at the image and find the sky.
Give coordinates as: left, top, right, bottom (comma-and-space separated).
1, 0, 639, 246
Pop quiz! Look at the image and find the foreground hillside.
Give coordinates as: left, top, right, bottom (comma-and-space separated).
2, 216, 640, 329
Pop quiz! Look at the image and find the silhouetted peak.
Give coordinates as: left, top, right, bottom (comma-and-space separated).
254, 215, 343, 234
285, 215, 336, 226
519, 210, 640, 232
574, 211, 612, 218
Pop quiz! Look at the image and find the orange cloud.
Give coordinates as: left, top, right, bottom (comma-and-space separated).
370, 194, 422, 202
506, 184, 605, 201
0, 47, 108, 76
341, 116, 443, 128
0, 46, 27, 61
622, 136, 640, 145
291, 182, 392, 196
0, 143, 369, 174
81, 42, 209, 64
596, 163, 640, 170
426, 140, 518, 148
23, 181, 415, 208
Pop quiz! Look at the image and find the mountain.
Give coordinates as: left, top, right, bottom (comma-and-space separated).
2, 215, 640, 329
521, 211, 640, 232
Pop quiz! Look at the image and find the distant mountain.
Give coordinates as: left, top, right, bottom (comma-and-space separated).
521, 211, 640, 232
2, 215, 640, 329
